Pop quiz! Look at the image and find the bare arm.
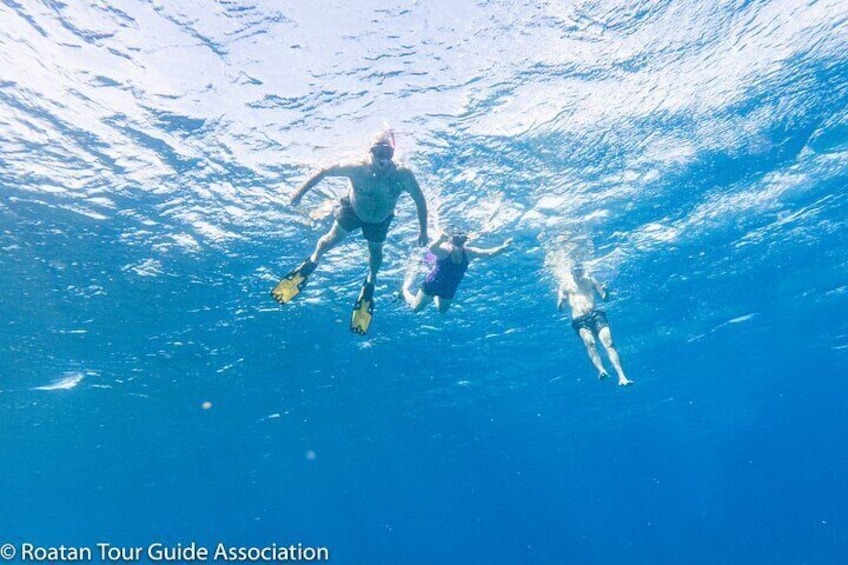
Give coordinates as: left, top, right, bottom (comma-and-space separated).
427, 232, 450, 259
290, 163, 357, 206
556, 284, 568, 311
591, 277, 609, 301
402, 170, 429, 245
465, 237, 513, 260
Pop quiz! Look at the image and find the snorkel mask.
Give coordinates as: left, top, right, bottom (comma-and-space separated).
447, 226, 468, 247
369, 130, 396, 167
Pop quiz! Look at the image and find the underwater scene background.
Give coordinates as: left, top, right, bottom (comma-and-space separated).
2, 1, 847, 563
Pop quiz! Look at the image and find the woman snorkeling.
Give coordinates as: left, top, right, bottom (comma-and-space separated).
401, 228, 512, 313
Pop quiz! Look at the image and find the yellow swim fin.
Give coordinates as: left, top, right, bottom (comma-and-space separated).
271, 259, 317, 304
350, 279, 375, 335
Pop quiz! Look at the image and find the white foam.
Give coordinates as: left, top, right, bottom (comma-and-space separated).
728, 313, 758, 324
33, 372, 85, 391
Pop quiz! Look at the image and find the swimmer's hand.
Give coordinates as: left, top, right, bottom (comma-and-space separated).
503, 237, 514, 248
418, 231, 429, 247
290, 191, 303, 206
601, 285, 610, 301
431, 231, 448, 244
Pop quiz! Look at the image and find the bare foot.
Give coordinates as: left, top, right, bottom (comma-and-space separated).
598, 371, 610, 381
618, 377, 634, 386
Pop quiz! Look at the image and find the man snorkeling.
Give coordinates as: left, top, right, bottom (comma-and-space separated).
272, 130, 429, 335
557, 263, 633, 386
402, 228, 512, 314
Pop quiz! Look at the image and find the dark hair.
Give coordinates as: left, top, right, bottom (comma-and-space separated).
450, 234, 468, 246
446, 226, 468, 246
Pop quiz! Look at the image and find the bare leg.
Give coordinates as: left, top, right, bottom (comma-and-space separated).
366, 241, 383, 284
309, 221, 349, 264
597, 327, 633, 386
403, 287, 433, 312
435, 297, 452, 314
578, 328, 609, 379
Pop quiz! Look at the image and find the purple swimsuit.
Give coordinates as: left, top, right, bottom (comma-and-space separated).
421, 250, 469, 299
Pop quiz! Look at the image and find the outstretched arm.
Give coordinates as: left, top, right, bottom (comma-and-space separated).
290, 164, 355, 206
591, 277, 609, 301
403, 171, 429, 246
465, 237, 513, 259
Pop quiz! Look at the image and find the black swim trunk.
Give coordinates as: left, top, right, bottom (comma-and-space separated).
334, 196, 393, 243
571, 310, 610, 336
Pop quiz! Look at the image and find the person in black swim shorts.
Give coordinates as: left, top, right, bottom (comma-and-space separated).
287, 130, 429, 285
334, 195, 393, 244
557, 263, 633, 386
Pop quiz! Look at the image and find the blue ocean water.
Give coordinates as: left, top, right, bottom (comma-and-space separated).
2, 1, 847, 563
